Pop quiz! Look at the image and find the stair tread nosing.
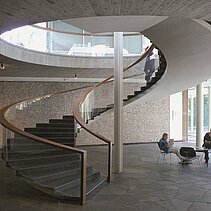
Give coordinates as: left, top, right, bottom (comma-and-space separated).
9, 140, 74, 146
18, 166, 83, 181
25, 128, 75, 132
33, 167, 95, 189
49, 119, 74, 123
25, 131, 75, 135
8, 150, 79, 162
17, 160, 81, 179
7, 148, 71, 155
13, 136, 75, 141
55, 173, 106, 198
36, 123, 75, 128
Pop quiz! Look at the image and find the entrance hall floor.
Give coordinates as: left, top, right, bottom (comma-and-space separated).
1, 142, 211, 211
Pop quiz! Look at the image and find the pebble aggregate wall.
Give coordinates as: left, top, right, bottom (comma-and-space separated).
0, 81, 169, 148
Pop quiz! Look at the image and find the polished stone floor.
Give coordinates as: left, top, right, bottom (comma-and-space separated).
1, 142, 211, 211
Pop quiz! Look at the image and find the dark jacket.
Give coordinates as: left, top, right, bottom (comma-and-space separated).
203, 132, 211, 148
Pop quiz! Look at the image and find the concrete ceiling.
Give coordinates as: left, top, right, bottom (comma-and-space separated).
1, 0, 211, 83
63, 16, 167, 33
1, 0, 211, 34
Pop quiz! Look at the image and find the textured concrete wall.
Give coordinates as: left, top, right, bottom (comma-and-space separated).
0, 81, 93, 148
76, 96, 170, 145
0, 81, 169, 148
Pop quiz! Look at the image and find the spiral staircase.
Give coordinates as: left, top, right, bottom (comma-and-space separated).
0, 44, 167, 204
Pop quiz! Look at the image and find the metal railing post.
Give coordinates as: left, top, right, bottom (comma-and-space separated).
107, 142, 112, 182
2, 127, 9, 161
80, 151, 87, 205
2, 126, 6, 146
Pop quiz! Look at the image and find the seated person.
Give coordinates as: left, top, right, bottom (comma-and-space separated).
158, 133, 174, 153
158, 133, 186, 162
203, 129, 211, 148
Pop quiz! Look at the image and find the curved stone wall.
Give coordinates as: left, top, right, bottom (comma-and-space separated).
0, 38, 143, 70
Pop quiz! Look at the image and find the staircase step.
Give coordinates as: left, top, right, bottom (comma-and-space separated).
36, 123, 75, 128
42, 137, 75, 143
146, 83, 153, 88
9, 139, 74, 146
7, 147, 60, 154
63, 115, 74, 120
33, 167, 93, 189
141, 86, 147, 91
86, 176, 107, 198
155, 71, 163, 78
49, 119, 74, 124
1, 110, 108, 202
13, 136, 75, 142
6, 149, 77, 161
149, 77, 157, 84
17, 160, 81, 180
55, 172, 104, 198
10, 141, 75, 151
127, 95, 134, 100
27, 131, 74, 135
106, 104, 114, 108
7, 153, 80, 170
134, 90, 142, 95
15, 131, 75, 138
93, 108, 108, 113
25, 127, 75, 133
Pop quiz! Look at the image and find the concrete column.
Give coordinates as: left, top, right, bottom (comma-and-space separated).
46, 22, 53, 53
113, 32, 123, 173
190, 94, 194, 132
196, 83, 204, 147
208, 86, 211, 130
182, 90, 188, 142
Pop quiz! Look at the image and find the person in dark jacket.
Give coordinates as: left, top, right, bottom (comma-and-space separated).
203, 129, 211, 148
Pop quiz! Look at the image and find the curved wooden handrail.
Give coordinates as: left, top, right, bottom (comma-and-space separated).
0, 43, 155, 203
0, 85, 95, 204
0, 86, 95, 154
0, 43, 155, 205
72, 44, 155, 143
72, 43, 155, 184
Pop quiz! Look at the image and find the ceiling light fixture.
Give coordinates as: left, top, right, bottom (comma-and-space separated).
74, 73, 77, 79
0, 62, 5, 70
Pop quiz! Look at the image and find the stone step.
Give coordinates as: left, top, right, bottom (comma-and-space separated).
6, 149, 77, 161
7, 153, 80, 170
12, 136, 75, 143
56, 173, 106, 199
141, 86, 147, 91
134, 90, 142, 95
17, 160, 81, 180
62, 115, 74, 120
15, 131, 75, 138
33, 167, 94, 189
36, 123, 75, 128
25, 127, 75, 133
9, 140, 74, 151
49, 119, 75, 124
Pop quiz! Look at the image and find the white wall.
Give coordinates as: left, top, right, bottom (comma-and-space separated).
170, 92, 182, 140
